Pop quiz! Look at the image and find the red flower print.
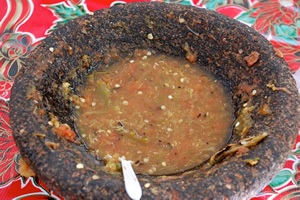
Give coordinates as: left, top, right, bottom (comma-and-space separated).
0, 100, 19, 184
271, 39, 300, 71
250, 0, 300, 35
216, 5, 247, 19
0, 177, 63, 199
0, 81, 13, 101
272, 186, 300, 200
0, 33, 36, 80
84, 0, 151, 12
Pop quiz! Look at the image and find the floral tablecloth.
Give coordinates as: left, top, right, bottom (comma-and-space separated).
0, 0, 299, 199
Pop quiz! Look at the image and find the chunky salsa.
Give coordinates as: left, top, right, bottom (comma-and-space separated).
75, 49, 234, 175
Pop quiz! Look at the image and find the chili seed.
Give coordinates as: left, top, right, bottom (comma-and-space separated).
80, 98, 86, 103
76, 163, 84, 169
225, 184, 232, 189
160, 105, 166, 110
62, 82, 70, 88
147, 33, 154, 40
92, 175, 100, 180
167, 128, 173, 132
144, 157, 150, 163
179, 17, 185, 23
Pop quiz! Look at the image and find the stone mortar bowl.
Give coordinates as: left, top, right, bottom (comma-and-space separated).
10, 2, 300, 200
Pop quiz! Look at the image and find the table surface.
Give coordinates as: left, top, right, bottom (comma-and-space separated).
0, 0, 299, 199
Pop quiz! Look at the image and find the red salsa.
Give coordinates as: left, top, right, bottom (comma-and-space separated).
75, 50, 234, 175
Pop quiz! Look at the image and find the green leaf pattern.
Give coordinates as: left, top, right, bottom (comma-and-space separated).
273, 24, 299, 45
269, 169, 292, 188
236, 10, 256, 26
204, 0, 227, 10
46, 2, 90, 27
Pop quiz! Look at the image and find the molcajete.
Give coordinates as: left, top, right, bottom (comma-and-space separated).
10, 2, 300, 199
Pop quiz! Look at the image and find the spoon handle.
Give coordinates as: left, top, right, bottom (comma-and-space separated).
119, 157, 142, 200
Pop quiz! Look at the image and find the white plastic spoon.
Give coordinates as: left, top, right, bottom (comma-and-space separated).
119, 157, 142, 200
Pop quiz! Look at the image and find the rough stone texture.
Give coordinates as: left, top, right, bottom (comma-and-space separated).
10, 2, 300, 200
